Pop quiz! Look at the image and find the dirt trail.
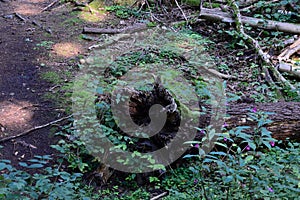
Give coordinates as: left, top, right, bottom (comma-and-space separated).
0, 0, 81, 164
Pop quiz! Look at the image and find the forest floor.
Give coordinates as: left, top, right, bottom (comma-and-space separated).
0, 1, 299, 199
0, 0, 298, 195
0, 0, 97, 167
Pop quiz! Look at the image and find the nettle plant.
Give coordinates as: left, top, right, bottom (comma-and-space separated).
164, 110, 300, 199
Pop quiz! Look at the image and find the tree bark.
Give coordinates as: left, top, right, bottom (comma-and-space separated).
127, 90, 300, 141
96, 84, 300, 142
226, 102, 300, 141
199, 8, 300, 34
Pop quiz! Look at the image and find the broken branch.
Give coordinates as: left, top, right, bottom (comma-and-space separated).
0, 115, 72, 143
42, 0, 59, 12
225, 0, 297, 92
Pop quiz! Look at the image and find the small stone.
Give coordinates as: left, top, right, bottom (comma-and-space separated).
25, 38, 32, 42
3, 14, 14, 19
79, 59, 86, 64
9, 92, 15, 96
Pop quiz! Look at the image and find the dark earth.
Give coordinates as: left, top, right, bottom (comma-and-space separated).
0, 0, 94, 167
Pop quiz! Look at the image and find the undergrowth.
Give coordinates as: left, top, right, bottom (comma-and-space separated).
1, 2, 299, 199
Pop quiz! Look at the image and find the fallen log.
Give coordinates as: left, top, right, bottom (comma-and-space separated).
276, 62, 300, 79
226, 102, 300, 141
199, 8, 300, 34
97, 83, 300, 142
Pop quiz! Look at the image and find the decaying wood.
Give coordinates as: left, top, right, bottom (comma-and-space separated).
278, 37, 300, 61
277, 62, 300, 79
225, 0, 297, 94
83, 23, 148, 34
100, 84, 300, 142
226, 102, 300, 141
199, 8, 300, 34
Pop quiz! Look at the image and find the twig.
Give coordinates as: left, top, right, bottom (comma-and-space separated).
174, 0, 188, 22
0, 115, 72, 143
150, 192, 168, 200
14, 13, 27, 21
207, 68, 237, 79
42, 0, 59, 12
199, 0, 204, 15
32, 20, 52, 34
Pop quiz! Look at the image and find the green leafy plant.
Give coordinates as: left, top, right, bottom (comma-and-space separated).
105, 5, 140, 19
35, 41, 54, 50
170, 110, 299, 199
51, 124, 92, 173
0, 156, 93, 200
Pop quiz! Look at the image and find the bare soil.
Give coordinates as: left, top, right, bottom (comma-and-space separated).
0, 0, 94, 167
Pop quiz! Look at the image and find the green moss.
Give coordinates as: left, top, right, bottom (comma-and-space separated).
182, 0, 200, 7
61, 16, 84, 26
203, 2, 220, 8
41, 71, 62, 84
89, 0, 105, 9
114, 0, 136, 6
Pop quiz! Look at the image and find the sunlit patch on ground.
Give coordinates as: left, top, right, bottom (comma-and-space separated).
14, 4, 41, 16
12, 0, 49, 16
78, 0, 108, 22
79, 10, 107, 22
0, 100, 34, 138
52, 42, 83, 58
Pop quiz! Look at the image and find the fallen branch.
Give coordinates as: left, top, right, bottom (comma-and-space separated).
207, 68, 237, 79
102, 85, 300, 142
0, 115, 72, 143
14, 13, 27, 21
199, 8, 300, 34
150, 192, 168, 200
225, 0, 297, 93
32, 20, 52, 34
278, 37, 300, 61
83, 23, 148, 34
42, 0, 59, 12
174, 0, 188, 22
